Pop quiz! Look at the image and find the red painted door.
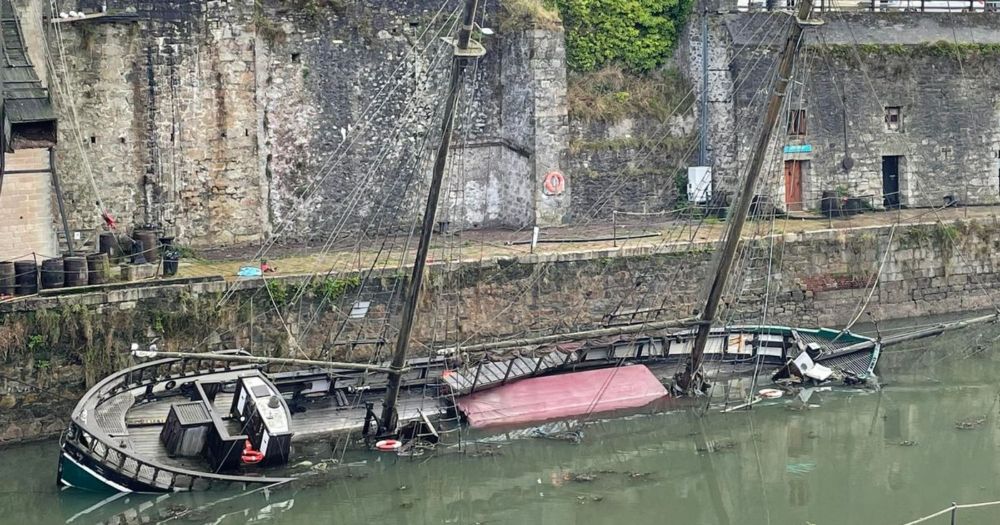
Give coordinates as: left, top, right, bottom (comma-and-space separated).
784, 160, 803, 211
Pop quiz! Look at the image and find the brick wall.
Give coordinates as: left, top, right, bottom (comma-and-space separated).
0, 148, 57, 261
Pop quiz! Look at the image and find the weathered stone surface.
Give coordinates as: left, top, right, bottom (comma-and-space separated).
701, 13, 1000, 209
14, 0, 569, 248
4, 218, 1000, 444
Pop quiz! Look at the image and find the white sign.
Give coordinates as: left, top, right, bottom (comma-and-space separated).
687, 166, 712, 203
260, 431, 270, 457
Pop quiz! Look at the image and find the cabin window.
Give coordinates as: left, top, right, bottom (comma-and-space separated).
885, 106, 902, 132
787, 109, 806, 136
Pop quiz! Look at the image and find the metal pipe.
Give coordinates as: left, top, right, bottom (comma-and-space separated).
50, 148, 75, 256
436, 316, 700, 355
131, 349, 399, 373
378, 0, 481, 436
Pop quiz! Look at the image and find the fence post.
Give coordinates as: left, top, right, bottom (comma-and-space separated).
950, 502, 957, 525
612, 211, 618, 247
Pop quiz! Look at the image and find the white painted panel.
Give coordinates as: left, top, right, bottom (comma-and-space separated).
687, 166, 712, 203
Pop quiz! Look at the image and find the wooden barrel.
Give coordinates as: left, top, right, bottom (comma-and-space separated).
133, 230, 159, 263
0, 261, 14, 296
40, 258, 65, 289
13, 260, 38, 295
87, 253, 110, 285
99, 232, 117, 260
63, 256, 89, 288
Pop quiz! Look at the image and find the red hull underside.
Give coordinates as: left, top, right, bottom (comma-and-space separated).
455, 365, 669, 429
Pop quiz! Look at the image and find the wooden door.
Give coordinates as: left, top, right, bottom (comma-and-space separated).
784, 160, 803, 212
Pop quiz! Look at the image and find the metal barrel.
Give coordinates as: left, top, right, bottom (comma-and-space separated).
0, 261, 14, 296
63, 256, 89, 288
86, 252, 110, 285
13, 260, 38, 296
40, 258, 65, 289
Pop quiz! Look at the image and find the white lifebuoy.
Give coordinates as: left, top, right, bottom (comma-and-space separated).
375, 439, 402, 451
758, 388, 784, 399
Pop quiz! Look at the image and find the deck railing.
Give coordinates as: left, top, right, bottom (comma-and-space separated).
68, 350, 290, 491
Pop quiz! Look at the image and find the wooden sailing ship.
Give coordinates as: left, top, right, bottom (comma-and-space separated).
56, 0, 995, 493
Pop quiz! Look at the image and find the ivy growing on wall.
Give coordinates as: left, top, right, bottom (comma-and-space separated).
554, 0, 694, 72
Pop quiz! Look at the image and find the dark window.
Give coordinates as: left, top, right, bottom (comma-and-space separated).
787, 109, 806, 136
885, 106, 902, 132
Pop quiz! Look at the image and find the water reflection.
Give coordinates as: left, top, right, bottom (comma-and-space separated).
5, 319, 1000, 525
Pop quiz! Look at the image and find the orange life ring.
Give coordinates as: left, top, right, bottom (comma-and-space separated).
375, 439, 402, 452
543, 171, 565, 195
241, 439, 265, 465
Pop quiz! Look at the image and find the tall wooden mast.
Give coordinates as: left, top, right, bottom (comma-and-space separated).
378, 0, 484, 435
679, 0, 815, 392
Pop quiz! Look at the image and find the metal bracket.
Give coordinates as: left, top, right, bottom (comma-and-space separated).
441, 37, 487, 58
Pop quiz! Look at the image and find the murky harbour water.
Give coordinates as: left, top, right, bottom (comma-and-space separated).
5, 316, 1000, 525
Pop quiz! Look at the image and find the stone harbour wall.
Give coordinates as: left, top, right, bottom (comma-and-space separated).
16, 0, 572, 248
5, 216, 1000, 444
711, 14, 1000, 209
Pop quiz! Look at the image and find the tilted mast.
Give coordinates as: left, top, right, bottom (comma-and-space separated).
377, 0, 484, 435
679, 0, 815, 392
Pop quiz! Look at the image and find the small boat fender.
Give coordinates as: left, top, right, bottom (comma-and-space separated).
375, 439, 402, 452
241, 440, 264, 465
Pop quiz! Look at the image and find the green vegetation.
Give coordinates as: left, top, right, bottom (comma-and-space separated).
311, 275, 361, 301
555, 0, 694, 73
500, 0, 562, 31
567, 65, 692, 123
816, 41, 1000, 62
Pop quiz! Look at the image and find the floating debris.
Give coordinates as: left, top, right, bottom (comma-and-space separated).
529, 428, 584, 444
955, 416, 987, 430
786, 462, 816, 475
896, 440, 918, 447
563, 472, 597, 482
697, 439, 738, 453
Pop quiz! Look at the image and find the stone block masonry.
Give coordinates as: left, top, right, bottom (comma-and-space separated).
17, 0, 571, 249
709, 14, 1000, 211
5, 216, 1000, 444
0, 148, 58, 261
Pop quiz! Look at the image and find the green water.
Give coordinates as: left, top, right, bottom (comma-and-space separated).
6, 319, 1000, 525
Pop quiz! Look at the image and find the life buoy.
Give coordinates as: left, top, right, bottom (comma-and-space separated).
758, 388, 784, 399
543, 171, 565, 196
241, 439, 264, 465
375, 439, 402, 452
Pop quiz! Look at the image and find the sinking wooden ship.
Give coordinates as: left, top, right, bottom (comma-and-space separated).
55, 0, 1000, 495
57, 325, 881, 493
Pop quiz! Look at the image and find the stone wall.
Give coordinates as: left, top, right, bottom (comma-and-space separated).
713, 13, 1000, 210
11, 0, 571, 249
0, 148, 58, 261
6, 215, 1000, 444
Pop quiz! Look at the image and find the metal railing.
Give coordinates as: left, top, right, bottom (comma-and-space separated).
734, 0, 998, 12
900, 500, 1000, 524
